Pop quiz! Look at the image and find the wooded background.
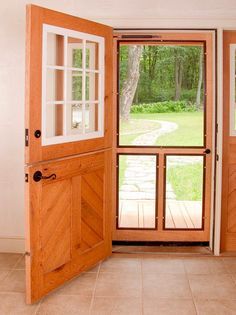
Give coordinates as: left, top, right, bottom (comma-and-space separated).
119, 45, 204, 120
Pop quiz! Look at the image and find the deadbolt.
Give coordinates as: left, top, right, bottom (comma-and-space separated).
34, 130, 41, 138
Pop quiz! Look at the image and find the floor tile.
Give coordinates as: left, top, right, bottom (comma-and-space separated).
194, 299, 236, 315
95, 272, 142, 298
100, 257, 141, 273
54, 272, 97, 296
0, 270, 9, 282
14, 256, 25, 270
222, 258, 236, 273
85, 262, 100, 273
0, 253, 22, 270
0, 293, 38, 315
91, 297, 142, 315
142, 257, 185, 274
183, 258, 227, 275
188, 274, 236, 299
143, 298, 196, 315
142, 273, 192, 299
0, 270, 25, 293
36, 294, 91, 315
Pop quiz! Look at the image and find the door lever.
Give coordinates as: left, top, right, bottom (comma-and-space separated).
33, 171, 56, 182
204, 148, 211, 154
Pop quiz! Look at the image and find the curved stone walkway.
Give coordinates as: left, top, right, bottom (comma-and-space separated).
120, 119, 178, 201
119, 118, 203, 229
132, 120, 178, 145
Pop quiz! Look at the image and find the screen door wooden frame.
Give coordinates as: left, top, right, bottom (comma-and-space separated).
112, 31, 214, 242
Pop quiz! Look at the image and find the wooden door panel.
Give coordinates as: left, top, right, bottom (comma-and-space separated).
41, 179, 72, 273
221, 31, 236, 251
227, 165, 236, 232
25, 151, 111, 303
25, 5, 113, 164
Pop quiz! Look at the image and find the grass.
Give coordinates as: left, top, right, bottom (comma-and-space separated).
167, 163, 203, 201
118, 111, 204, 200
118, 155, 127, 188
123, 112, 204, 147
119, 119, 160, 145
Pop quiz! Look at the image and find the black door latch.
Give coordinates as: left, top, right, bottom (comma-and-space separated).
33, 171, 56, 182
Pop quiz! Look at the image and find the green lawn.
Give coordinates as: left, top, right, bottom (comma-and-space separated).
119, 119, 160, 145
118, 155, 127, 188
118, 111, 204, 200
120, 112, 203, 146
167, 163, 203, 201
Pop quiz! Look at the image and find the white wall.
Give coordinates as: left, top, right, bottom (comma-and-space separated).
0, 0, 236, 253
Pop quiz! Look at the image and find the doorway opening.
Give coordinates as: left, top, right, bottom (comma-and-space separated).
113, 31, 215, 244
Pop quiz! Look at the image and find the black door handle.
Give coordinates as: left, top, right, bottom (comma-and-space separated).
204, 148, 211, 154
33, 171, 56, 182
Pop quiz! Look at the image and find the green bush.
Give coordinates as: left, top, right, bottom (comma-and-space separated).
130, 101, 198, 114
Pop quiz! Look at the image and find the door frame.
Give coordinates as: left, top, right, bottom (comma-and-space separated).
111, 29, 217, 246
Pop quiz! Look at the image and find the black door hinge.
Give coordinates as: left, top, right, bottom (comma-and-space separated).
25, 174, 29, 183
25, 129, 29, 147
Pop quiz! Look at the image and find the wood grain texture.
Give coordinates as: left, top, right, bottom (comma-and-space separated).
112, 31, 214, 242
25, 151, 112, 303
221, 31, 236, 252
41, 179, 71, 274
25, 4, 113, 304
25, 4, 113, 163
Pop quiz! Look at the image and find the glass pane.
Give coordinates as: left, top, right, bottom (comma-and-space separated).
86, 72, 99, 102
67, 37, 83, 68
46, 69, 64, 102
119, 44, 205, 147
85, 103, 98, 133
118, 155, 156, 229
165, 155, 204, 229
86, 41, 99, 70
45, 104, 63, 138
47, 33, 64, 66
68, 104, 83, 134
67, 70, 83, 101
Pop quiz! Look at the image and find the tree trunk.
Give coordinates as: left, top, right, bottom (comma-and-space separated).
174, 54, 183, 101
196, 49, 203, 108
120, 45, 143, 121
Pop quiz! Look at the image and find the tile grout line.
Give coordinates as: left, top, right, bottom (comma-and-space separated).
12, 254, 24, 270
182, 259, 199, 315
34, 297, 44, 315
89, 261, 101, 314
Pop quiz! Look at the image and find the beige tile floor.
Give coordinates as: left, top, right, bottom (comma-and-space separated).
1, 253, 236, 314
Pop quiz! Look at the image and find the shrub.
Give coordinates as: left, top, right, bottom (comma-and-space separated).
130, 101, 198, 114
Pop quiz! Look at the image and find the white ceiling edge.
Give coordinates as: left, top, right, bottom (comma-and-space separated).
86, 17, 236, 29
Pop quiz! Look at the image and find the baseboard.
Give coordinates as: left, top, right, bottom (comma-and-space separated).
0, 237, 25, 253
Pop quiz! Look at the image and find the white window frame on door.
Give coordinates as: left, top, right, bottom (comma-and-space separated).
230, 44, 236, 136
41, 24, 104, 146
67, 43, 97, 135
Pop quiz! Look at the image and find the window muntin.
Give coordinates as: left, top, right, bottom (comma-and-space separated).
42, 24, 104, 145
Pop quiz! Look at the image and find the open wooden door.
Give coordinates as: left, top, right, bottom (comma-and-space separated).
25, 5, 113, 303
221, 31, 236, 251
